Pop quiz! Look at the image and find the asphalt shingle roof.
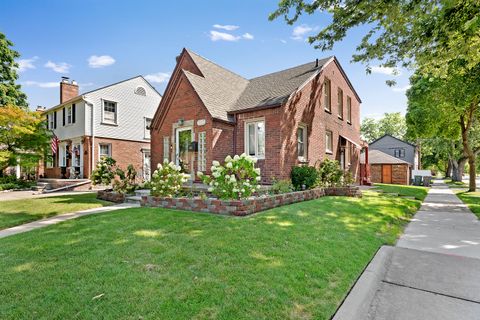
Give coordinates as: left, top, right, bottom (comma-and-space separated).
184, 49, 332, 121
360, 150, 411, 165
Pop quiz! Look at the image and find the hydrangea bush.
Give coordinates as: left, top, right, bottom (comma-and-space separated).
150, 160, 190, 197
198, 154, 261, 200
91, 157, 117, 185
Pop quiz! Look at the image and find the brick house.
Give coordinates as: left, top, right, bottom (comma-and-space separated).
42, 76, 161, 180
150, 49, 362, 183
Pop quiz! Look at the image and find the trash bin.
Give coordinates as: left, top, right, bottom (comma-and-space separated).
414, 175, 423, 186
423, 176, 432, 187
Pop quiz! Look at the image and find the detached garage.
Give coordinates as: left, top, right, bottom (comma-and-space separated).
361, 150, 411, 185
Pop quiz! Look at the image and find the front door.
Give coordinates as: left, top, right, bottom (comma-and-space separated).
143, 151, 151, 181
382, 164, 392, 184
175, 127, 193, 174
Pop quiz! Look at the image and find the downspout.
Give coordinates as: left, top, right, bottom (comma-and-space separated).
84, 97, 95, 178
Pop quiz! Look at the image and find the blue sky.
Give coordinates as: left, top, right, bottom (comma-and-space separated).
2, 0, 411, 119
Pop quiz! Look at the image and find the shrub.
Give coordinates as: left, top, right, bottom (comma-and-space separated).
199, 154, 261, 200
112, 164, 138, 194
150, 160, 190, 197
291, 166, 318, 190
317, 159, 344, 187
91, 157, 117, 185
270, 178, 294, 194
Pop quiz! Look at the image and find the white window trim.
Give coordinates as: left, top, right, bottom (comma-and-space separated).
244, 118, 265, 160
297, 124, 308, 162
99, 143, 112, 160
326, 130, 333, 154
198, 131, 207, 172
101, 99, 118, 125
144, 117, 152, 139
346, 96, 352, 124
66, 106, 73, 125
48, 113, 55, 130
324, 78, 331, 112
163, 136, 170, 162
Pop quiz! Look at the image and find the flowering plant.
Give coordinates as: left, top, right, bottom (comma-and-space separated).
150, 159, 190, 197
198, 153, 261, 200
91, 157, 117, 185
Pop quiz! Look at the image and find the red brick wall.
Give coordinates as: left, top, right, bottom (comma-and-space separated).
370, 164, 409, 185
60, 82, 78, 103
212, 120, 234, 166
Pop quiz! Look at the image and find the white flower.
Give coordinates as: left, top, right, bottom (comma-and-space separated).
252, 157, 258, 164
240, 153, 246, 158
234, 155, 240, 161
225, 155, 232, 162
256, 176, 261, 181
214, 182, 219, 186
226, 162, 233, 168
212, 171, 220, 178
157, 163, 163, 170
197, 171, 203, 177
254, 168, 261, 175
164, 159, 169, 164
242, 189, 246, 193
233, 188, 239, 192
212, 160, 220, 167
152, 187, 157, 191
211, 166, 216, 172
208, 187, 213, 192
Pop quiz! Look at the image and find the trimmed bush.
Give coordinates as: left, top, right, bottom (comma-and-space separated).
291, 166, 318, 190
270, 179, 294, 194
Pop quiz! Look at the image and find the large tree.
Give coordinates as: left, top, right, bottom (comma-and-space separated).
361, 112, 407, 143
270, 0, 480, 79
0, 32, 28, 107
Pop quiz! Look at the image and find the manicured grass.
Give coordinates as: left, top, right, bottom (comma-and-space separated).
456, 191, 480, 218
0, 193, 111, 230
373, 183, 429, 201
443, 178, 467, 188
0, 191, 421, 319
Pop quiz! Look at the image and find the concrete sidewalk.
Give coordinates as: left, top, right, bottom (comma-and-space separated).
334, 180, 480, 320
0, 202, 139, 239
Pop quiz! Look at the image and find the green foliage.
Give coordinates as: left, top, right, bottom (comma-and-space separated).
150, 160, 190, 197
199, 154, 261, 200
270, 1, 480, 79
270, 178, 294, 195
112, 164, 138, 195
291, 165, 318, 190
0, 175, 35, 191
91, 157, 117, 186
361, 112, 407, 143
317, 158, 344, 187
0, 32, 28, 107
0, 104, 50, 171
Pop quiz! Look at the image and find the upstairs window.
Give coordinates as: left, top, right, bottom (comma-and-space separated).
144, 118, 152, 139
324, 78, 331, 112
48, 113, 55, 129
103, 100, 117, 124
134, 86, 146, 96
297, 124, 307, 161
337, 88, 344, 119
326, 130, 333, 154
66, 106, 72, 124
347, 96, 352, 124
394, 148, 405, 158
245, 119, 265, 159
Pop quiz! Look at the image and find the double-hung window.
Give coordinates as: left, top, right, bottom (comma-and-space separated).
245, 119, 265, 159
394, 148, 405, 158
337, 88, 344, 119
103, 100, 117, 124
324, 78, 331, 112
347, 96, 352, 124
297, 124, 307, 161
163, 137, 170, 162
198, 132, 207, 172
48, 113, 55, 129
66, 106, 72, 124
99, 144, 112, 159
326, 130, 333, 154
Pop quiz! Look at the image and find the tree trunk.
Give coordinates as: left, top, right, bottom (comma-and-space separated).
451, 158, 466, 182
445, 159, 453, 178
460, 107, 477, 192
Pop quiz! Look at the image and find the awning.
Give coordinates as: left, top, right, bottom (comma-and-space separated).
341, 135, 361, 148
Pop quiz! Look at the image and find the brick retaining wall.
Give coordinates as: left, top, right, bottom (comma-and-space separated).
97, 190, 125, 203
140, 187, 360, 216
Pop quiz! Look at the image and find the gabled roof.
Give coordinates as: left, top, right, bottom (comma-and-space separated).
44, 75, 162, 112
360, 149, 411, 165
178, 49, 359, 122
369, 134, 417, 148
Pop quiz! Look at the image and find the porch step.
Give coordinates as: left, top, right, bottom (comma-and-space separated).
32, 182, 49, 191
125, 196, 142, 205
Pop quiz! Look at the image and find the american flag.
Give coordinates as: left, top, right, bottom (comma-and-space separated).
51, 133, 59, 154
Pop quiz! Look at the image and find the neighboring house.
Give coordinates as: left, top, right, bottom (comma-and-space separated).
360, 150, 411, 185
42, 76, 162, 180
150, 48, 362, 183
369, 134, 420, 174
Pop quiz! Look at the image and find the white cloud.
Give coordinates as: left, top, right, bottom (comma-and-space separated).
17, 56, 38, 72
22, 80, 59, 88
392, 85, 411, 93
88, 55, 115, 68
144, 72, 170, 84
213, 24, 239, 31
291, 24, 314, 40
371, 66, 402, 76
44, 60, 71, 73
209, 30, 240, 42
280, 39, 287, 44
79, 82, 94, 88
242, 33, 254, 40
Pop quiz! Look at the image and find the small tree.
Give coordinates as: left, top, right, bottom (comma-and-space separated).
317, 159, 344, 187
113, 164, 138, 194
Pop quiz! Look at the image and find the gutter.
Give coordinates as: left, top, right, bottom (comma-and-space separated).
83, 96, 95, 177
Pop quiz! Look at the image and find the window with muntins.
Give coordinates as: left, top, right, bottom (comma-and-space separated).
163, 136, 170, 162
245, 120, 265, 158
48, 113, 55, 129
326, 130, 333, 154
324, 78, 331, 112
103, 101, 117, 124
66, 106, 72, 125
394, 148, 405, 158
99, 144, 111, 159
347, 96, 352, 124
338, 88, 344, 119
198, 132, 207, 172
297, 124, 307, 161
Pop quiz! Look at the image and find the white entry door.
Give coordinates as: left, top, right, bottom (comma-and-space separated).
175, 127, 193, 174
143, 151, 151, 181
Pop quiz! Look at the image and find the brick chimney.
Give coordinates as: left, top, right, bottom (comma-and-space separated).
60, 77, 79, 103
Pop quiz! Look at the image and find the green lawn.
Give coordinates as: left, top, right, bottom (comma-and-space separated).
372, 183, 429, 201
456, 191, 480, 218
443, 178, 467, 188
0, 189, 421, 319
0, 193, 111, 230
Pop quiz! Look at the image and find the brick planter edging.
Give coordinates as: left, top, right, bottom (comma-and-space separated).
141, 188, 330, 216
97, 190, 125, 203
324, 186, 362, 197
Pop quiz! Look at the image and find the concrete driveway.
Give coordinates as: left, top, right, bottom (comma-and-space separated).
334, 180, 480, 320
